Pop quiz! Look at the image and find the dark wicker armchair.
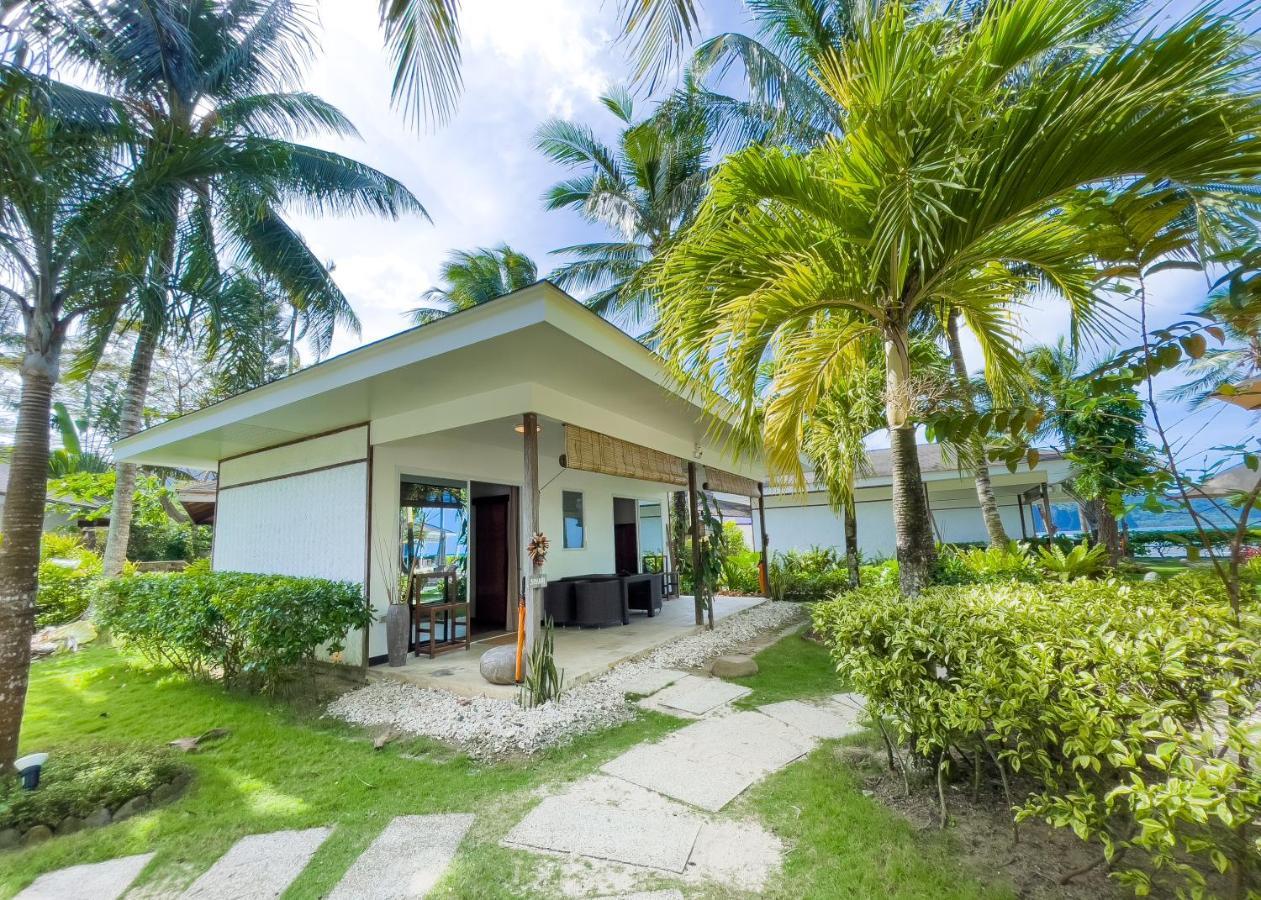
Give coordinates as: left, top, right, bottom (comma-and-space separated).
573, 579, 629, 627
543, 580, 576, 627
623, 573, 663, 617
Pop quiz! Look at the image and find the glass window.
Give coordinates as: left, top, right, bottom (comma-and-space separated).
399, 477, 468, 605
563, 491, 585, 549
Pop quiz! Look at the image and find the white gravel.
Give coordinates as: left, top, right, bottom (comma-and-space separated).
326, 600, 806, 759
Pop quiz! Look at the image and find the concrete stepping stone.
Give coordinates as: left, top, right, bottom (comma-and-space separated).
598, 892, 685, 900
17, 852, 154, 900
329, 813, 473, 899
758, 699, 865, 740
602, 711, 812, 811
505, 795, 701, 873
689, 819, 783, 892
619, 668, 689, 697
648, 675, 751, 716
181, 826, 332, 899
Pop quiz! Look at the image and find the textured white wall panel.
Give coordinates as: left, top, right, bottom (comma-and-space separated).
219, 426, 368, 487
214, 462, 367, 584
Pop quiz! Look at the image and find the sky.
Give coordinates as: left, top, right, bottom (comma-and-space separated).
283, 0, 1256, 471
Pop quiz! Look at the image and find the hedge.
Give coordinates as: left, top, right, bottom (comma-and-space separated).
97, 571, 373, 691
813, 574, 1261, 896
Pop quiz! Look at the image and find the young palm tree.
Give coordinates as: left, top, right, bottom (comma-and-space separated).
0, 64, 137, 769
654, 0, 1261, 594
408, 244, 537, 325
37, 0, 425, 577
536, 88, 711, 331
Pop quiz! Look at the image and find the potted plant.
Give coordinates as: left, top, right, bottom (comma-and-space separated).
376, 538, 412, 667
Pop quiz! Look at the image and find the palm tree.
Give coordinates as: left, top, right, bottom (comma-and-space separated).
37, 0, 425, 578
654, 0, 1261, 594
408, 244, 537, 325
536, 88, 711, 331
0, 61, 137, 769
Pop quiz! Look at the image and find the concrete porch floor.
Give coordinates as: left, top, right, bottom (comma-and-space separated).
369, 594, 766, 699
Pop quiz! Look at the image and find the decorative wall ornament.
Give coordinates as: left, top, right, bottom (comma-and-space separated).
527, 532, 550, 568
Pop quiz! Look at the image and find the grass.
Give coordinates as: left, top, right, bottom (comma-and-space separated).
4, 647, 682, 899
6, 632, 1012, 899
729, 625, 841, 707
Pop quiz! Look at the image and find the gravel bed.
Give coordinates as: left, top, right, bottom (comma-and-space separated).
326, 600, 807, 759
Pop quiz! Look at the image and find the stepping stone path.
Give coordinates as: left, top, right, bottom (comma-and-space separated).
506, 676, 866, 894
16, 852, 154, 900
642, 674, 751, 717
328, 813, 474, 900
16, 814, 471, 900
182, 826, 333, 899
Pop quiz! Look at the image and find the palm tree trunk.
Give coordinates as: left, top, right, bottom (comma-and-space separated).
885, 328, 937, 595
945, 310, 1008, 546
101, 316, 161, 578
0, 321, 64, 770
843, 495, 860, 587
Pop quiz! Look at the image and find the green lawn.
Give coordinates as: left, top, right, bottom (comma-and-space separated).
729, 627, 841, 707
6, 635, 1013, 899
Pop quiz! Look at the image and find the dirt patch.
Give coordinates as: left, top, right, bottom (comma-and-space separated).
835, 744, 1127, 899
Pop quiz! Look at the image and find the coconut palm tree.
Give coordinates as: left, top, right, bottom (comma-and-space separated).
35, 0, 425, 578
536, 88, 711, 331
408, 244, 537, 325
0, 60, 138, 769
654, 0, 1261, 594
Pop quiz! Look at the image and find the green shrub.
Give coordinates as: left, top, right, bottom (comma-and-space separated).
721, 549, 762, 594
769, 547, 852, 601
0, 745, 189, 832
859, 557, 899, 588
1036, 538, 1108, 582
936, 541, 1040, 584
35, 532, 102, 626
813, 575, 1261, 896
97, 571, 373, 691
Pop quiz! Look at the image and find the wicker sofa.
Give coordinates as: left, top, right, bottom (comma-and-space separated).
544, 573, 663, 628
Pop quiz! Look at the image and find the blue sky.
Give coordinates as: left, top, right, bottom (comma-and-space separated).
289, 0, 1257, 469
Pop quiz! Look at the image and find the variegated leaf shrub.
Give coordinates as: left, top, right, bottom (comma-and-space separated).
813, 574, 1261, 896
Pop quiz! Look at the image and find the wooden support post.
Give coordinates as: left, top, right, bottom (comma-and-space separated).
522, 412, 541, 660
1017, 493, 1028, 541
688, 461, 704, 627
1040, 483, 1057, 545
757, 482, 770, 597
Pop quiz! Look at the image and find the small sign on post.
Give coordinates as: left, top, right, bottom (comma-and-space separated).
527, 573, 548, 589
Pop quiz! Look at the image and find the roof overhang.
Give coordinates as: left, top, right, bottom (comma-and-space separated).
114, 282, 757, 476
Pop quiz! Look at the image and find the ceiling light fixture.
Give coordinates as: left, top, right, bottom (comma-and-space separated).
514, 423, 542, 434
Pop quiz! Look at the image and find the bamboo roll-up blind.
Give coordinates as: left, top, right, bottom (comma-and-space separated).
703, 467, 760, 498
562, 425, 689, 487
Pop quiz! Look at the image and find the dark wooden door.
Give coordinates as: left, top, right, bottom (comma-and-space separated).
473, 496, 509, 631
614, 522, 639, 574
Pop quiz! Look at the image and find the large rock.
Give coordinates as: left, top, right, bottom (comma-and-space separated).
711, 655, 758, 678
112, 795, 149, 821
0, 828, 19, 850
56, 815, 84, 836
479, 645, 519, 685
22, 825, 53, 846
84, 806, 111, 828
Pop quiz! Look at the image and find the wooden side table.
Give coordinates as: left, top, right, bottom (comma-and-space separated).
413, 600, 471, 658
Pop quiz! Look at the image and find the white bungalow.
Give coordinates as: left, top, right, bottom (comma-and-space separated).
113, 282, 768, 692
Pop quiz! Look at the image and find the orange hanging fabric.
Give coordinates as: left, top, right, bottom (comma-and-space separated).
514, 594, 527, 683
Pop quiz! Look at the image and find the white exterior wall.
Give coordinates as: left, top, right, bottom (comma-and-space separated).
366, 426, 671, 660
765, 483, 1042, 560
213, 426, 370, 665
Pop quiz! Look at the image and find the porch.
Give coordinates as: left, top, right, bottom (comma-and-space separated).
369, 594, 766, 699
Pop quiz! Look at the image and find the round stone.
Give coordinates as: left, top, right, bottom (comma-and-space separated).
56, 816, 84, 835
112, 795, 150, 821
151, 781, 181, 805
83, 806, 112, 828
479, 645, 519, 685
21, 825, 53, 846
711, 654, 758, 678
0, 828, 19, 850
1142, 570, 1160, 582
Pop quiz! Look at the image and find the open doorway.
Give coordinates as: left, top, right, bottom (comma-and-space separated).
613, 497, 639, 574
470, 482, 518, 636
